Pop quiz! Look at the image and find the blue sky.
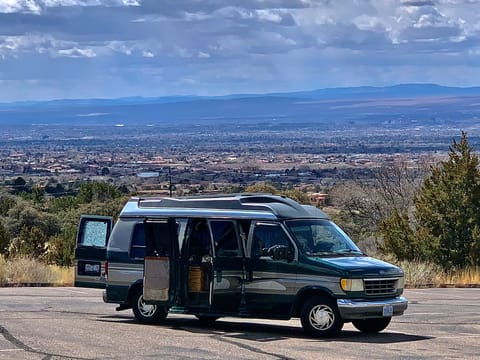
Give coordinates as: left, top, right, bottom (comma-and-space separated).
1, 0, 480, 101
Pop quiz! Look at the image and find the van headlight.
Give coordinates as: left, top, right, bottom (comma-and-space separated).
397, 276, 405, 289
340, 278, 364, 292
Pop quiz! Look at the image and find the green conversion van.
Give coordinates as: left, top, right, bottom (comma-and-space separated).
74, 194, 407, 337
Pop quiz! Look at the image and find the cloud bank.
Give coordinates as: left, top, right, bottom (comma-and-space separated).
1, 0, 480, 101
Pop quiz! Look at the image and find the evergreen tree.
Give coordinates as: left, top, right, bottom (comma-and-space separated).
379, 210, 417, 260
414, 131, 480, 268
76, 182, 121, 203
0, 195, 16, 217
245, 182, 279, 194
283, 189, 311, 204
0, 220, 10, 256
10, 226, 48, 259
380, 132, 480, 269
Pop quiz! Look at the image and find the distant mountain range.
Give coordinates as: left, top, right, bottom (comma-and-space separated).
1, 83, 480, 126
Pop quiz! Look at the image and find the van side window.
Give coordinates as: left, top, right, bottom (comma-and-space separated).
188, 219, 212, 265
252, 223, 293, 259
210, 220, 242, 257
130, 223, 146, 259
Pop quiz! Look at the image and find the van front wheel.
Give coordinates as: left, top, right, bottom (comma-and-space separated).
132, 287, 167, 324
300, 296, 344, 337
352, 317, 391, 333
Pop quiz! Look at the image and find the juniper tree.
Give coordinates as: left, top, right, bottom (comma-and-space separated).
414, 131, 480, 268
380, 132, 480, 269
0, 221, 9, 256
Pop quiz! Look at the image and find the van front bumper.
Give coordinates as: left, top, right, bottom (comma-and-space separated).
337, 296, 408, 320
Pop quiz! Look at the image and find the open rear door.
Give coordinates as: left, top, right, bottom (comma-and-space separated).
143, 218, 178, 305
74, 215, 112, 288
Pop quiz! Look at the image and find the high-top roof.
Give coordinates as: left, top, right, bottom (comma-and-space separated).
119, 193, 329, 220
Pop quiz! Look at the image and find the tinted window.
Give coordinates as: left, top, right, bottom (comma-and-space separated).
210, 220, 242, 257
252, 223, 292, 258
130, 223, 146, 259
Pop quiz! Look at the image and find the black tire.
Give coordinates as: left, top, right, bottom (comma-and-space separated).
352, 317, 391, 333
131, 287, 167, 324
195, 315, 220, 325
300, 296, 344, 337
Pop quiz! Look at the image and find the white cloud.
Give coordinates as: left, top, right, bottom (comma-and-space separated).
183, 11, 212, 22
0, 0, 139, 14
0, 0, 41, 14
0, 33, 59, 57
1, 0, 480, 101
257, 9, 283, 23
57, 47, 96, 57
353, 15, 385, 31
197, 51, 210, 58
107, 41, 133, 55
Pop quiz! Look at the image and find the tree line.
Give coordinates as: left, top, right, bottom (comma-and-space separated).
0, 182, 126, 266
1, 132, 479, 270
331, 131, 480, 270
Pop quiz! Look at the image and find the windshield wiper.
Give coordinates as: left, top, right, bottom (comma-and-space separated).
305, 251, 339, 257
332, 249, 366, 256
305, 249, 366, 257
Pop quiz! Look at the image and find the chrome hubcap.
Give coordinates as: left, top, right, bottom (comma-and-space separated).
138, 295, 157, 317
309, 304, 334, 330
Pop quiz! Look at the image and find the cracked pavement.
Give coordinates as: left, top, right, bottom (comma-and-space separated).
0, 287, 479, 359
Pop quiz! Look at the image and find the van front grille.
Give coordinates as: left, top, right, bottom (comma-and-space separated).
364, 278, 398, 296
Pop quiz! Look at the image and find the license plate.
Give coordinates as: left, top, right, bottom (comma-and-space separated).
383, 305, 394, 317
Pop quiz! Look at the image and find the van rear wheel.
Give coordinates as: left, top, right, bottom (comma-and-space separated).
352, 317, 391, 333
132, 287, 167, 324
300, 296, 344, 337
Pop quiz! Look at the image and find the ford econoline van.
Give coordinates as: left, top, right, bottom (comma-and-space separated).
75, 194, 407, 337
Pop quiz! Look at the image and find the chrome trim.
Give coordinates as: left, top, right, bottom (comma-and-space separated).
337, 296, 408, 309
365, 277, 400, 281
337, 296, 408, 319
364, 277, 399, 296
120, 201, 277, 220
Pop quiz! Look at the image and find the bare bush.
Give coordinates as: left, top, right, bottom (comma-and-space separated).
396, 260, 444, 287
329, 156, 429, 242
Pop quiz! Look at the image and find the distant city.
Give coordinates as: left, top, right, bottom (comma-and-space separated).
1, 84, 480, 196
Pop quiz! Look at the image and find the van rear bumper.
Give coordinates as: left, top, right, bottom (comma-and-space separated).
337, 296, 408, 320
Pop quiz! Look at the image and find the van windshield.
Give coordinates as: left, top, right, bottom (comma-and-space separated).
285, 219, 363, 257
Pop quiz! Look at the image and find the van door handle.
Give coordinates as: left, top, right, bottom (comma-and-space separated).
216, 270, 222, 283
247, 270, 253, 281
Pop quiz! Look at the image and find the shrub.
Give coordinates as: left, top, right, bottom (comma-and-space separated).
0, 256, 54, 284
0, 255, 73, 285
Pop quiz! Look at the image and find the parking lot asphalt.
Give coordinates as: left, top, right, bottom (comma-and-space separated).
0, 287, 479, 359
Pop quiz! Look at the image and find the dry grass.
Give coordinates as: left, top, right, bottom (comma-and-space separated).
49, 265, 74, 286
0, 256, 73, 286
391, 259, 480, 287
438, 266, 480, 286
0, 255, 478, 288
395, 260, 444, 287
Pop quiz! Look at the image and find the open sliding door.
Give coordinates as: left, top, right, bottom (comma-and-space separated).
143, 218, 178, 305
